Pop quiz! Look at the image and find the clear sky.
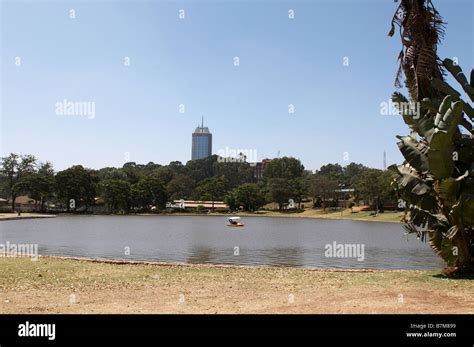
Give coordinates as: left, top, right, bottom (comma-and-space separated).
1, 0, 473, 171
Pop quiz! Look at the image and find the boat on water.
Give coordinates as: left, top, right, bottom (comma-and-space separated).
227, 216, 244, 227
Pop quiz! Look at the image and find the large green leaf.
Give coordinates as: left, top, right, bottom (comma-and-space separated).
396, 136, 429, 173
434, 98, 463, 134
428, 230, 457, 266
393, 93, 437, 139
391, 165, 437, 211
436, 178, 460, 210
430, 78, 461, 100
407, 205, 446, 228
427, 100, 464, 179
444, 59, 474, 102
428, 131, 455, 179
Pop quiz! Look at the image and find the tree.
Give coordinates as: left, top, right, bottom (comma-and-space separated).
263, 157, 305, 209
226, 183, 265, 211
263, 157, 304, 181
224, 191, 239, 211
121, 162, 143, 184
389, 0, 474, 275
318, 163, 343, 181
99, 179, 131, 212
130, 175, 167, 211
215, 161, 255, 190
13, 173, 54, 212
55, 166, 98, 212
267, 178, 293, 210
151, 166, 175, 186
308, 174, 338, 210
195, 176, 226, 209
353, 168, 396, 211
184, 155, 218, 183
342, 162, 367, 186
168, 161, 185, 175
0, 153, 37, 210
97, 167, 128, 182
166, 175, 195, 200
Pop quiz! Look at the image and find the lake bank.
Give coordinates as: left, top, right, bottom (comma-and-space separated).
0, 209, 402, 223
140, 209, 404, 224
0, 256, 471, 314
0, 213, 56, 221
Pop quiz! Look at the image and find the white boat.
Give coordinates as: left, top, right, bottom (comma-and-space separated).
227, 216, 244, 227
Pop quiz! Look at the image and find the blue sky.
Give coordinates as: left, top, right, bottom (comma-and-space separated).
1, 0, 473, 171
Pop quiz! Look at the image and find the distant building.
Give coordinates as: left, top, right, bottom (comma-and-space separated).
168, 200, 227, 209
253, 159, 272, 180
191, 117, 212, 160
9, 196, 37, 211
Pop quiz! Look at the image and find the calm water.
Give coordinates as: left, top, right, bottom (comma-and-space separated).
0, 216, 444, 270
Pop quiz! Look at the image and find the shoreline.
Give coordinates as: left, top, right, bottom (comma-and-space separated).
10, 254, 423, 273
0, 213, 56, 221
1, 255, 472, 314
0, 210, 402, 224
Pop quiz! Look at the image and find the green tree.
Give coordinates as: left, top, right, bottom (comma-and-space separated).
55, 166, 98, 212
263, 157, 305, 209
389, 0, 474, 275
122, 162, 143, 184
353, 168, 396, 211
226, 183, 265, 211
99, 179, 131, 212
13, 173, 54, 212
97, 167, 128, 182
342, 162, 367, 186
215, 161, 255, 190
308, 174, 338, 210
0, 153, 37, 210
263, 157, 304, 181
151, 166, 175, 186
195, 176, 226, 209
184, 155, 218, 183
130, 175, 167, 211
166, 175, 195, 200
267, 178, 293, 210
318, 163, 344, 181
224, 190, 239, 211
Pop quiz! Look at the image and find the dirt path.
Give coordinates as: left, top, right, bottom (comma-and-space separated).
0, 257, 472, 314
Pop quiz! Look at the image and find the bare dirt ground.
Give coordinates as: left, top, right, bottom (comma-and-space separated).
0, 213, 56, 221
0, 256, 472, 314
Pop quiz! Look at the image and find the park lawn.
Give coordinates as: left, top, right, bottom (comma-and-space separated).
0, 256, 472, 314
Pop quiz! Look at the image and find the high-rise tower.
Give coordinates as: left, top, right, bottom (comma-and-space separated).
191, 117, 212, 160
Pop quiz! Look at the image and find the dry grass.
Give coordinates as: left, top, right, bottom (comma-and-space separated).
0, 256, 472, 314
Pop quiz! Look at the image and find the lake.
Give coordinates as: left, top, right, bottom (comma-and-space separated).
0, 215, 444, 270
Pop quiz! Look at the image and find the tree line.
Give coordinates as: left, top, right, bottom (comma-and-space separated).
0, 153, 397, 213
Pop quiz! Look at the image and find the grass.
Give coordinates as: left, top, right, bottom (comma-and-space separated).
0, 256, 472, 313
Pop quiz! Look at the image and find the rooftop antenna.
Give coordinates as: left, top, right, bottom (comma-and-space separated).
201, 115, 204, 129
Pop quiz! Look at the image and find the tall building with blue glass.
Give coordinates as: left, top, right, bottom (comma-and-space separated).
191, 118, 212, 160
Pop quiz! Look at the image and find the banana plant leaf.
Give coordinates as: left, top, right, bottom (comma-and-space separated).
396, 136, 429, 173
